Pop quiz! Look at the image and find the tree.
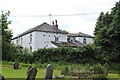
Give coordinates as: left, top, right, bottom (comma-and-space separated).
108, 1, 120, 62
0, 11, 13, 43
0, 11, 16, 60
94, 1, 120, 63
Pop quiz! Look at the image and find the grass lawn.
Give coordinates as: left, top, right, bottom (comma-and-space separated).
1, 64, 61, 78
0, 62, 119, 80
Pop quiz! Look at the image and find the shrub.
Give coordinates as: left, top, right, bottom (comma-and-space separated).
92, 64, 104, 74
93, 74, 108, 80
61, 67, 69, 75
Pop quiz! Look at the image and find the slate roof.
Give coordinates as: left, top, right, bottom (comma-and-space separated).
13, 22, 68, 39
51, 41, 77, 47
68, 32, 93, 38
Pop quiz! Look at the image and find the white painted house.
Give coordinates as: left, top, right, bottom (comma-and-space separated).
12, 20, 94, 51
67, 32, 93, 46
12, 20, 68, 51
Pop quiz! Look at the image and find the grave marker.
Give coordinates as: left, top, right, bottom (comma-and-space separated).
0, 74, 5, 80
13, 61, 19, 69
26, 67, 37, 80
45, 64, 54, 80
103, 63, 109, 76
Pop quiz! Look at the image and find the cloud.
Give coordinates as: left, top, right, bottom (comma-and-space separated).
1, 0, 119, 37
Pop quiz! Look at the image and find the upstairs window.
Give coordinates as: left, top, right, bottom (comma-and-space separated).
16, 40, 18, 45
21, 37, 23, 45
30, 33, 32, 44
83, 38, 86, 44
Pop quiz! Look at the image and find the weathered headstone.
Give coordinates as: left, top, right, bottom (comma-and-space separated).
54, 75, 65, 79
103, 63, 109, 76
13, 61, 19, 69
27, 65, 32, 75
26, 67, 37, 80
45, 64, 54, 80
0, 74, 5, 80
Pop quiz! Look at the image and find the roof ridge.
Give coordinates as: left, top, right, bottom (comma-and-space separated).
12, 22, 67, 40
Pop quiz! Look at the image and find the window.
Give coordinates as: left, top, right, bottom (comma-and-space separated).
67, 38, 70, 42
83, 38, 86, 44
16, 40, 18, 45
30, 33, 32, 44
21, 37, 23, 45
55, 37, 59, 42
30, 45, 32, 51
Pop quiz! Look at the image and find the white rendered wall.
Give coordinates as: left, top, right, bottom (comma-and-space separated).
76, 37, 93, 44
12, 32, 36, 51
34, 31, 67, 50
12, 31, 68, 51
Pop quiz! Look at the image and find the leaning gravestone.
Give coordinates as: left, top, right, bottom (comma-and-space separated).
27, 65, 32, 75
26, 67, 37, 80
13, 61, 19, 69
27, 65, 32, 70
0, 74, 5, 80
45, 64, 54, 80
103, 63, 109, 76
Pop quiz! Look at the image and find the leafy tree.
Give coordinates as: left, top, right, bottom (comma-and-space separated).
94, 1, 120, 63
0, 11, 16, 60
108, 1, 120, 62
0, 11, 13, 43
94, 12, 104, 36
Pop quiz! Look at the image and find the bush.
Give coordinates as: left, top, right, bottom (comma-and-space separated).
93, 74, 108, 80
32, 45, 100, 64
61, 67, 69, 75
92, 64, 104, 74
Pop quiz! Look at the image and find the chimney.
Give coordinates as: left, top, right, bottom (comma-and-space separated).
52, 21, 54, 26
55, 20, 58, 29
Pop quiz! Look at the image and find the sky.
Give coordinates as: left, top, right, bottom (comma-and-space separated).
0, 0, 119, 37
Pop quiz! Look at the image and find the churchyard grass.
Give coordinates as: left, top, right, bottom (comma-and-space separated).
0, 61, 119, 79
1, 62, 61, 78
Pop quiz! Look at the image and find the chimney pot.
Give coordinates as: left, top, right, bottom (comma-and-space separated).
55, 20, 57, 25
52, 21, 54, 26
55, 20, 58, 29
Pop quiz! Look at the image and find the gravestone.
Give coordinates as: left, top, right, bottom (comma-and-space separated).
45, 64, 54, 80
54, 75, 65, 79
27, 65, 32, 75
26, 67, 37, 80
103, 63, 109, 76
0, 74, 5, 80
13, 61, 19, 69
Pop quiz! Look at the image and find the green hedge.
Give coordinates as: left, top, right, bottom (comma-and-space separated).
32, 45, 102, 64
4, 44, 116, 64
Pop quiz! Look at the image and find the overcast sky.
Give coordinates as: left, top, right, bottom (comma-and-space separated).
0, 0, 119, 37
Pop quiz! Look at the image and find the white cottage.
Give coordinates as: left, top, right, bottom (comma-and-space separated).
67, 32, 93, 46
12, 20, 68, 51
